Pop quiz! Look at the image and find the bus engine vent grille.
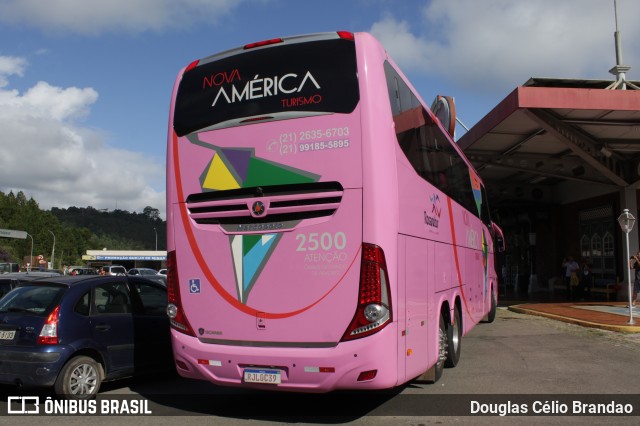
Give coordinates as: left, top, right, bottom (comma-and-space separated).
186, 182, 343, 226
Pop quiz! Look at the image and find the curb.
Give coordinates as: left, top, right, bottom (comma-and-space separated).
508, 304, 640, 333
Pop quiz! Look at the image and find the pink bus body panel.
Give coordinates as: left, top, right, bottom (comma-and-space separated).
167, 32, 498, 392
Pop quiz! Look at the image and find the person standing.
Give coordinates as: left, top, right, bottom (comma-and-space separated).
578, 259, 592, 301
38, 255, 46, 271
562, 256, 580, 300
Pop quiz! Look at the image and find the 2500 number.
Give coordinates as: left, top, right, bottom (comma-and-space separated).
296, 232, 347, 252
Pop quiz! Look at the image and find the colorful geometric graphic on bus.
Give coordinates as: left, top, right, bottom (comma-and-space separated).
469, 170, 482, 218
200, 147, 318, 191
230, 233, 282, 304
193, 140, 320, 304
482, 230, 489, 295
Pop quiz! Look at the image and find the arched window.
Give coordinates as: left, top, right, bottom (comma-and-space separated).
591, 234, 602, 257
578, 206, 616, 280
603, 232, 614, 257
580, 234, 590, 258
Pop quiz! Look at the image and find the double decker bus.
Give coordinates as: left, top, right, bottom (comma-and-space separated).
166, 31, 503, 391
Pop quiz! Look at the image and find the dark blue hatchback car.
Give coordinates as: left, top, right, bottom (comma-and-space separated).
0, 275, 172, 399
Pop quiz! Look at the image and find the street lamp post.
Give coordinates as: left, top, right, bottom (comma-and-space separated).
617, 209, 636, 325
26, 233, 33, 271
48, 230, 56, 270
153, 227, 158, 251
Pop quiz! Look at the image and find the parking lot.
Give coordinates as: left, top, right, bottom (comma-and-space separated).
2, 307, 639, 424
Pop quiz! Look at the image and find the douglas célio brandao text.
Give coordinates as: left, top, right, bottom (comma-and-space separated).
470, 399, 634, 416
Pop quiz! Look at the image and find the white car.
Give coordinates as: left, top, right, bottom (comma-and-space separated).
100, 265, 127, 276
128, 268, 159, 277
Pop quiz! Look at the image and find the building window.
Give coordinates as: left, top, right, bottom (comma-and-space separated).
578, 205, 615, 280
591, 234, 602, 257
580, 234, 590, 259
603, 232, 614, 256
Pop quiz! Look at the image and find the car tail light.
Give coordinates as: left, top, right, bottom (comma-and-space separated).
166, 250, 196, 336
37, 305, 60, 345
341, 244, 392, 341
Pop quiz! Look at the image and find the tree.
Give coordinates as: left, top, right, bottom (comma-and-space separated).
1, 190, 167, 262
143, 206, 161, 222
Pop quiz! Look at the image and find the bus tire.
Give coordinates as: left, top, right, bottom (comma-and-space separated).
433, 313, 446, 381
485, 291, 497, 323
445, 305, 461, 368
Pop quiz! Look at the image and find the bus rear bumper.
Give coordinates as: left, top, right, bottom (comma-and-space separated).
170, 326, 399, 392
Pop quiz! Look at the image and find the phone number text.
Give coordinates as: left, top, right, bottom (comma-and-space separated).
299, 140, 350, 152
279, 127, 350, 143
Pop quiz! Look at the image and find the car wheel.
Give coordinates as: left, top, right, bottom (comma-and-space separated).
54, 355, 103, 399
445, 305, 462, 368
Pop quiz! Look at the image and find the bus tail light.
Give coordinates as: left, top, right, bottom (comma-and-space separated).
166, 250, 196, 336
340, 244, 392, 341
184, 60, 200, 73
337, 31, 354, 41
175, 359, 190, 371
240, 116, 274, 124
357, 370, 377, 381
244, 38, 283, 50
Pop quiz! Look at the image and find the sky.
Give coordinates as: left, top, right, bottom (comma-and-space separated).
0, 0, 638, 219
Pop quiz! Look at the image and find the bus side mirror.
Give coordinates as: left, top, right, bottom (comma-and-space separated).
491, 222, 506, 253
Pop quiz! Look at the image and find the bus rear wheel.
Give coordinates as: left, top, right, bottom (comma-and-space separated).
445, 305, 461, 368
433, 313, 447, 381
486, 291, 497, 323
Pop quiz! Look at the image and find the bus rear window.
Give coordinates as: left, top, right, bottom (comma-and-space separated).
173, 38, 360, 136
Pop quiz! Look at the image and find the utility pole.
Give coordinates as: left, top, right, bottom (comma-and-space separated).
48, 230, 56, 270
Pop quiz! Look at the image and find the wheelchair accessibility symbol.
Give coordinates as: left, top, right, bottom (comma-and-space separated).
189, 279, 201, 294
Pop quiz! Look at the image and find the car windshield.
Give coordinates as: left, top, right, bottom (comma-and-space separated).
0, 285, 66, 316
140, 269, 157, 276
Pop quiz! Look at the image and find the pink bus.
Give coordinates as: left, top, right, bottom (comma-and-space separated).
166, 31, 503, 391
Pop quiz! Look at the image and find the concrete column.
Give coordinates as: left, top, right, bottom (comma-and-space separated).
619, 187, 639, 302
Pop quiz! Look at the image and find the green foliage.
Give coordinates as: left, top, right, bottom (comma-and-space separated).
0, 191, 165, 268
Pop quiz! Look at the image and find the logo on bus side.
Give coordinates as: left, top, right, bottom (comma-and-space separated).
424, 193, 441, 229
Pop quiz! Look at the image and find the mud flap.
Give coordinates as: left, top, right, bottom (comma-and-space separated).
415, 365, 437, 384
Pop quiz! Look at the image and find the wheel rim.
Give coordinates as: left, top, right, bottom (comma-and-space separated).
69, 363, 98, 395
451, 314, 460, 354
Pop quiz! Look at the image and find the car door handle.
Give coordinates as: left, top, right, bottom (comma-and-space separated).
95, 324, 111, 332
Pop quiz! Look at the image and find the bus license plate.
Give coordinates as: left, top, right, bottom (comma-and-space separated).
0, 330, 15, 340
243, 368, 281, 384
